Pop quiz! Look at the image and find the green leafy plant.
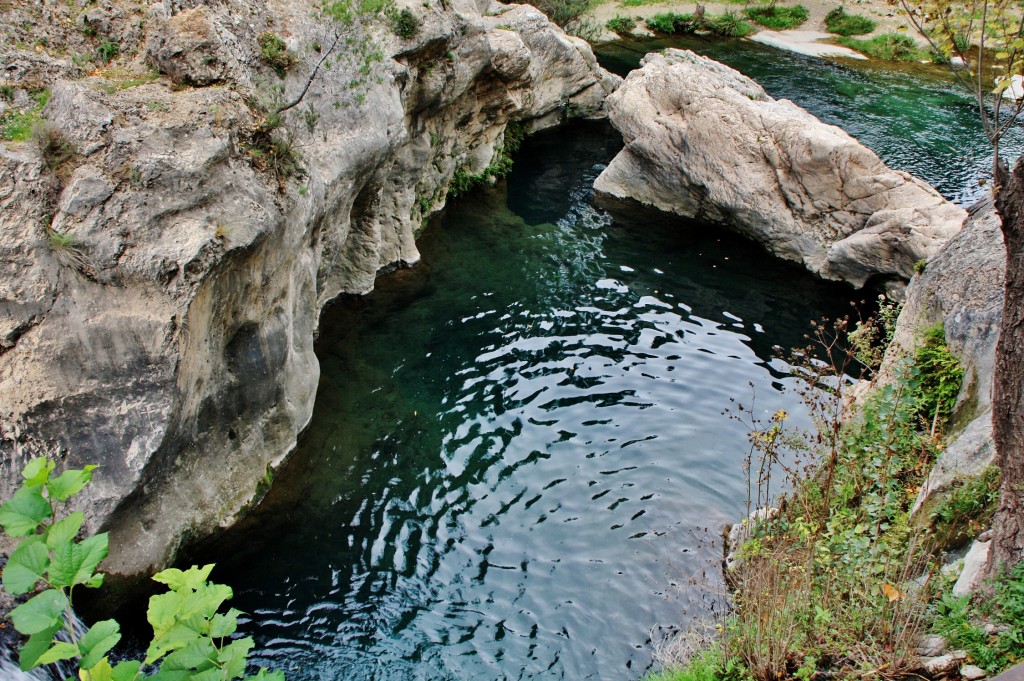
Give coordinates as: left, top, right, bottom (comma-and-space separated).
928, 467, 1001, 548
743, 4, 809, 30
824, 6, 876, 36
391, 8, 420, 39
912, 323, 963, 430
447, 121, 524, 198
0, 458, 285, 680
257, 32, 295, 78
606, 15, 637, 33
848, 294, 902, 373
836, 34, 928, 61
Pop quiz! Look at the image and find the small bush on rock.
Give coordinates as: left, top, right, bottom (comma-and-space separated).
392, 8, 420, 39
257, 32, 295, 78
743, 4, 809, 30
606, 15, 637, 33
825, 6, 876, 35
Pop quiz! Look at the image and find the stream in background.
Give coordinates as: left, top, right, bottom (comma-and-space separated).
191, 38, 1018, 680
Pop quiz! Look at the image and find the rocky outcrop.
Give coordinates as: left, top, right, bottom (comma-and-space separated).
0, 0, 618, 576
878, 199, 1005, 520
593, 49, 966, 287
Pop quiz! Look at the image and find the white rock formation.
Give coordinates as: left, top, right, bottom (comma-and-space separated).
0, 0, 618, 576
593, 49, 966, 287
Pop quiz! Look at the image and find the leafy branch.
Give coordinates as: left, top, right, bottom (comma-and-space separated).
0, 458, 284, 681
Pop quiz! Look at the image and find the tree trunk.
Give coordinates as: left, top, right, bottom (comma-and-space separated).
991, 156, 1024, 571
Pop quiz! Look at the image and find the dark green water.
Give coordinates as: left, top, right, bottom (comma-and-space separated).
194, 40, 1013, 681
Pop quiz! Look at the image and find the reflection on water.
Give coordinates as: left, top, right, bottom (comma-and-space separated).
197, 122, 858, 680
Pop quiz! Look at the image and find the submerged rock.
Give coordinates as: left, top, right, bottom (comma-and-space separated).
0, 0, 618, 576
593, 49, 966, 287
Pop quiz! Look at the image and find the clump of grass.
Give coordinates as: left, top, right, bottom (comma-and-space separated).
706, 12, 754, 37
514, 0, 590, 27
391, 7, 420, 39
824, 6, 876, 36
606, 14, 637, 33
47, 228, 93, 273
257, 32, 295, 78
837, 33, 928, 61
32, 120, 78, 177
743, 4, 809, 30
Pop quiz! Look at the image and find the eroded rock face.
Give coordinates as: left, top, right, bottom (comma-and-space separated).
593, 49, 966, 287
0, 0, 618, 576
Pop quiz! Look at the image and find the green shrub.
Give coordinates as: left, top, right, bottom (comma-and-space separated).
391, 7, 420, 39
257, 32, 295, 77
645, 12, 698, 34
0, 457, 286, 680
606, 14, 637, 33
824, 6, 876, 35
912, 323, 963, 427
743, 4, 809, 29
96, 40, 120, 64
837, 33, 928, 61
929, 466, 1000, 548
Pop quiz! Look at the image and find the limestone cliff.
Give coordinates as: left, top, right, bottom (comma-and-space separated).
593, 49, 966, 288
0, 0, 618, 576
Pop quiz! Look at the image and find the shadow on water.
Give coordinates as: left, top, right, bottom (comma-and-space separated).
190, 120, 860, 681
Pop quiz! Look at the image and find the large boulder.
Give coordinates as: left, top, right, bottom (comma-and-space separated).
593, 49, 966, 287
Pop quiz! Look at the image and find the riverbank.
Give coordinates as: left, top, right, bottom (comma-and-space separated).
584, 0, 921, 58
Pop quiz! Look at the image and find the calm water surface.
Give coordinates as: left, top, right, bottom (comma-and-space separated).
196, 39, 1011, 680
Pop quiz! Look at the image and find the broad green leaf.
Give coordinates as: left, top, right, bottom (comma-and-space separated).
3, 537, 50, 595
49, 533, 109, 587
217, 636, 254, 679
46, 465, 98, 502
148, 590, 186, 636
18, 623, 61, 670
146, 621, 204, 665
36, 640, 79, 666
178, 582, 233, 622
78, 619, 121, 670
0, 486, 51, 537
111, 660, 143, 681
81, 657, 113, 681
210, 608, 242, 638
160, 637, 217, 672
22, 458, 54, 487
10, 588, 68, 635
46, 511, 85, 548
153, 564, 215, 591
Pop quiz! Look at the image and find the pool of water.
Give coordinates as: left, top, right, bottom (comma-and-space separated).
191, 38, 1012, 681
